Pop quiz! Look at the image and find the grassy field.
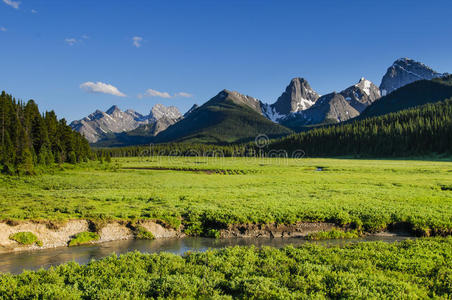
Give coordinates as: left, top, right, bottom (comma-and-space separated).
1, 237, 451, 298
1, 157, 451, 235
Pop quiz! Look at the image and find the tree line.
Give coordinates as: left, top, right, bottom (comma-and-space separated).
0, 91, 92, 174
99, 98, 452, 158
269, 98, 452, 157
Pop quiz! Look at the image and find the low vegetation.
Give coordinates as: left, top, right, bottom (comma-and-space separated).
305, 229, 360, 240
0, 237, 450, 298
68, 232, 100, 247
134, 225, 155, 240
0, 157, 451, 237
8, 232, 40, 246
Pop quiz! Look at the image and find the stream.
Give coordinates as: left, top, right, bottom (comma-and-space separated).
0, 234, 413, 274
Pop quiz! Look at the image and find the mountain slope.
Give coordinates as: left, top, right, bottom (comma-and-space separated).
380, 58, 445, 96
154, 89, 292, 144
361, 75, 452, 118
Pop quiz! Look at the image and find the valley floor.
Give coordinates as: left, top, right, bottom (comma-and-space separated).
1, 157, 451, 237
1, 157, 452, 298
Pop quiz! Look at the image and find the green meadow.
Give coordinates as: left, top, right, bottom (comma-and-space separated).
1, 157, 451, 236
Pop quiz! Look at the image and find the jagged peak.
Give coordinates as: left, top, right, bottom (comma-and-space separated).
106, 105, 121, 115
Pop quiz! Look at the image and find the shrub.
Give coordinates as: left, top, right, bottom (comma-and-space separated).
9, 232, 39, 245
134, 225, 155, 240
68, 232, 100, 246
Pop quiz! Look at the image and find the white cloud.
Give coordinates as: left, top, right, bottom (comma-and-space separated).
132, 36, 143, 48
81, 34, 89, 39
139, 89, 193, 99
80, 81, 126, 97
140, 89, 171, 98
3, 0, 20, 9
174, 92, 193, 98
31, 9, 37, 13
0, 27, 6, 32
65, 38, 77, 46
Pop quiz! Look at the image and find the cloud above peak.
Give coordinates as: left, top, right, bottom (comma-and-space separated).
80, 81, 126, 97
3, 0, 20, 9
138, 89, 193, 99
132, 36, 143, 48
0, 27, 7, 32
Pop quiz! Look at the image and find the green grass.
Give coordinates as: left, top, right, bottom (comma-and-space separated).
8, 232, 39, 245
0, 157, 451, 235
0, 237, 451, 298
68, 232, 100, 246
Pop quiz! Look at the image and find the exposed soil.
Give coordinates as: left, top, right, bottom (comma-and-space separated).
0, 220, 183, 254
220, 222, 336, 238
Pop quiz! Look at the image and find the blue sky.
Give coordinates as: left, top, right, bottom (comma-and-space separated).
1, 0, 452, 122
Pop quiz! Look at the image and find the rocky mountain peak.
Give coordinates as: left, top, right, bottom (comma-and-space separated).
150, 104, 182, 121
340, 78, 381, 113
272, 77, 320, 116
380, 58, 444, 96
71, 104, 182, 143
106, 105, 121, 115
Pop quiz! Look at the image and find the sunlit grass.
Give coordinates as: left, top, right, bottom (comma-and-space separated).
0, 157, 451, 235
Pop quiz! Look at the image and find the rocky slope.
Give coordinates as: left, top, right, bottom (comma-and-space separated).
263, 78, 319, 121
340, 78, 381, 113
380, 58, 445, 96
70, 104, 182, 143
280, 92, 360, 129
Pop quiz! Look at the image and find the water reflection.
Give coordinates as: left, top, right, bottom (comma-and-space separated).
0, 235, 412, 274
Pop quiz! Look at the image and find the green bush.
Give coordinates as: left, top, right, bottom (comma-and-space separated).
205, 229, 220, 238
134, 225, 155, 240
68, 232, 100, 246
9, 232, 39, 245
0, 238, 451, 298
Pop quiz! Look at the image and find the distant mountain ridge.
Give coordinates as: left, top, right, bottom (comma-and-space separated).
72, 57, 449, 145
70, 104, 181, 143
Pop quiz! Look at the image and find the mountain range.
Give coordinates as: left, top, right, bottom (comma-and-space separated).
70, 104, 181, 143
70, 58, 449, 145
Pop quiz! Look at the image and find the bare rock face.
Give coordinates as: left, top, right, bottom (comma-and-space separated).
340, 78, 381, 113
265, 78, 320, 121
380, 58, 445, 96
282, 92, 360, 127
70, 104, 182, 143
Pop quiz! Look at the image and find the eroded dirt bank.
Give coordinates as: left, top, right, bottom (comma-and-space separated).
0, 220, 184, 254
220, 222, 336, 238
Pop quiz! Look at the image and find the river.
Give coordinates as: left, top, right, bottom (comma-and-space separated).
0, 234, 413, 274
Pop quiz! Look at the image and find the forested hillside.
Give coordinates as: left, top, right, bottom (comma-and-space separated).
269, 98, 452, 157
0, 91, 91, 174
360, 75, 452, 118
